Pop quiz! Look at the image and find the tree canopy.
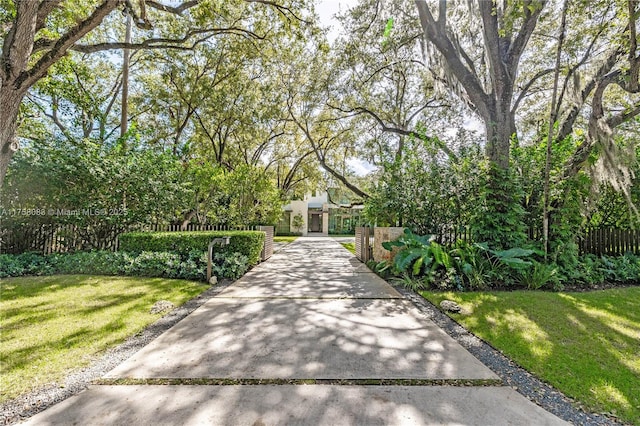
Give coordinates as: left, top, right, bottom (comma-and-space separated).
1, 0, 638, 251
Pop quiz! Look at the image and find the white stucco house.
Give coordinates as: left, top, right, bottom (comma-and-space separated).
278, 190, 364, 236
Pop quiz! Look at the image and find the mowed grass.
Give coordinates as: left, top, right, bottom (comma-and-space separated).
422, 288, 640, 424
340, 242, 356, 254
0, 275, 208, 403
273, 236, 299, 243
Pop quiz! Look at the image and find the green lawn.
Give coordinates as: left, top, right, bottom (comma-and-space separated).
341, 242, 356, 254
0, 275, 208, 403
274, 236, 299, 243
421, 288, 640, 424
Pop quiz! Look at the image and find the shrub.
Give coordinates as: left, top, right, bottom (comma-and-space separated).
212, 251, 249, 279
0, 254, 27, 278
381, 229, 540, 290
51, 251, 128, 275
599, 254, 640, 284
0, 248, 253, 283
519, 261, 560, 290
118, 231, 265, 265
124, 251, 182, 278
0, 252, 55, 278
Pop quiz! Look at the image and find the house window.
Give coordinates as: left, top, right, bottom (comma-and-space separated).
276, 211, 292, 235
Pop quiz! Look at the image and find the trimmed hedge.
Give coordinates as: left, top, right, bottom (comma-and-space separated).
118, 230, 265, 266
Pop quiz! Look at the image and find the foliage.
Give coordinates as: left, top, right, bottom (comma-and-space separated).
389, 273, 428, 292
187, 164, 283, 227
364, 140, 482, 234
383, 229, 449, 276
51, 251, 129, 276
382, 229, 461, 289
211, 251, 249, 279
123, 252, 183, 278
0, 248, 252, 282
291, 213, 305, 233
380, 228, 583, 290
470, 162, 528, 251
0, 275, 207, 404
117, 230, 265, 266
575, 254, 640, 286
1, 139, 190, 249
1, 137, 285, 240
519, 261, 560, 291
421, 289, 640, 425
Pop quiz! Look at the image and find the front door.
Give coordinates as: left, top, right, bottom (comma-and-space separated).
311, 214, 321, 232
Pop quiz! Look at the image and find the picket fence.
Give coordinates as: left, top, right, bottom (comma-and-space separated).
353, 226, 640, 262
2, 224, 638, 257
0, 223, 261, 255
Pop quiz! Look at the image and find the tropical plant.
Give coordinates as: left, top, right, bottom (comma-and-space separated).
382, 228, 457, 287
519, 261, 560, 291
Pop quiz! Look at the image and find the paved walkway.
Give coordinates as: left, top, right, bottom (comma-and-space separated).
23, 237, 567, 425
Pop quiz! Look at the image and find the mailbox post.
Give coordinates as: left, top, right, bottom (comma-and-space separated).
207, 236, 231, 283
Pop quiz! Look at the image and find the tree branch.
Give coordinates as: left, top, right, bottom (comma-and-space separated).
3, 1, 39, 81
555, 50, 620, 143
511, 68, 554, 114
329, 102, 458, 161
72, 26, 265, 53
415, 0, 491, 118
607, 101, 640, 129
287, 98, 369, 199
145, 0, 201, 15
507, 0, 546, 76
36, 0, 64, 32
245, 0, 312, 24
15, 0, 120, 91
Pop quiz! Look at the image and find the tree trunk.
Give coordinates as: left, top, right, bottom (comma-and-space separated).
0, 89, 24, 189
120, 12, 132, 139
484, 103, 516, 170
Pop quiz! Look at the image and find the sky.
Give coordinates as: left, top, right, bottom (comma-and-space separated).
315, 0, 358, 43
314, 1, 377, 176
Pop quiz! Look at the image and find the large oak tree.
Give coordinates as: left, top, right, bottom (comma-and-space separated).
0, 0, 308, 187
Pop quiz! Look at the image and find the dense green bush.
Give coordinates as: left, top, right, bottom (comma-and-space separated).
50, 251, 129, 275
212, 252, 250, 279
377, 229, 640, 291
0, 249, 252, 281
118, 231, 265, 265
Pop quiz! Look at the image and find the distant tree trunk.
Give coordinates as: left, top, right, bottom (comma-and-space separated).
543, 0, 570, 258
120, 12, 132, 139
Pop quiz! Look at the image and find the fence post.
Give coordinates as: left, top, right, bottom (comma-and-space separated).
373, 227, 403, 262
259, 225, 274, 261
355, 227, 371, 263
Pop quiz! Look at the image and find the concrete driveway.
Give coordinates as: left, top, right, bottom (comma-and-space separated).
22, 237, 567, 425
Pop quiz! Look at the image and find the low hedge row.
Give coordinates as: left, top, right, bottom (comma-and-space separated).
118, 231, 265, 266
0, 250, 249, 281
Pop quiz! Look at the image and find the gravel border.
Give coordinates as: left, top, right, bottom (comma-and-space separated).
395, 286, 627, 426
0, 279, 234, 426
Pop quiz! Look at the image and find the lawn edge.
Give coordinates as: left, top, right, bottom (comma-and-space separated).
395, 286, 626, 426
0, 278, 235, 426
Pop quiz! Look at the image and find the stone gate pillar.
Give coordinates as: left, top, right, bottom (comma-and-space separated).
373, 227, 404, 262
